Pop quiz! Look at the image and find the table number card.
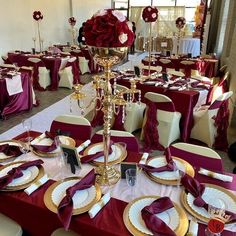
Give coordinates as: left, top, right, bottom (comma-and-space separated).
60, 144, 81, 174
120, 162, 137, 179
161, 42, 168, 48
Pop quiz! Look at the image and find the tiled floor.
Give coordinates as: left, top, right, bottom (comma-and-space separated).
1, 74, 236, 173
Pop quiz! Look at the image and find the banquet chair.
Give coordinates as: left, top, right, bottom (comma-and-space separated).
167, 70, 185, 77
78, 56, 90, 74
158, 59, 174, 73
51, 228, 80, 236
1, 55, 12, 64
0, 213, 23, 236
180, 60, 200, 78
140, 64, 162, 76
91, 129, 140, 152
58, 57, 79, 89
170, 142, 221, 160
0, 64, 16, 69
190, 91, 233, 149
141, 92, 181, 149
113, 84, 146, 133
27, 57, 51, 90
50, 115, 92, 141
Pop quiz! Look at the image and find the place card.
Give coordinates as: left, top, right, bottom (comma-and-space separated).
120, 162, 137, 179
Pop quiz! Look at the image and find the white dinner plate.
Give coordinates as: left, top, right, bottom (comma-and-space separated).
128, 197, 179, 235
187, 186, 236, 219
0, 162, 39, 187
51, 179, 96, 209
147, 156, 185, 180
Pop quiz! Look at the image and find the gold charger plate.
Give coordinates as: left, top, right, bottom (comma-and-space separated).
0, 140, 25, 163
44, 176, 102, 215
123, 195, 189, 236
83, 142, 127, 166
32, 136, 76, 157
0, 161, 45, 191
144, 156, 195, 185
180, 183, 236, 224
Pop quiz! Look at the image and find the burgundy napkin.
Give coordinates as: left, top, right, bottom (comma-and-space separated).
0, 159, 44, 189
141, 197, 176, 236
31, 131, 57, 152
191, 81, 209, 90
57, 169, 96, 229
0, 144, 22, 157
138, 148, 176, 173
80, 141, 114, 164
181, 174, 236, 222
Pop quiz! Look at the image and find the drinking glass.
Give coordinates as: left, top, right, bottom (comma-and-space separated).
20, 142, 30, 155
22, 118, 32, 142
126, 168, 137, 201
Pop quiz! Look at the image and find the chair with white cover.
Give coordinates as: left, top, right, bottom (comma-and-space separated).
190, 91, 233, 150
58, 57, 79, 89
140, 64, 162, 76
0, 213, 23, 236
27, 57, 50, 90
167, 70, 185, 77
50, 115, 92, 141
113, 84, 146, 133
179, 60, 200, 78
0, 64, 16, 69
91, 129, 140, 152
141, 92, 181, 150
78, 56, 90, 74
1, 55, 12, 64
51, 228, 80, 236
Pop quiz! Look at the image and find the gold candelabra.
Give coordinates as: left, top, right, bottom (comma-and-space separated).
71, 46, 141, 185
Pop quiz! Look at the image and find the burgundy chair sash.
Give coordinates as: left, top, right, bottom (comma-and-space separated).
180, 62, 198, 78
50, 120, 91, 141
65, 59, 80, 84
143, 98, 175, 151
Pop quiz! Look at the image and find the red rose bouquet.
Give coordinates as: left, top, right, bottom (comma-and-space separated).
142, 6, 158, 23
33, 11, 43, 21
175, 17, 186, 29
84, 9, 134, 47
68, 17, 76, 26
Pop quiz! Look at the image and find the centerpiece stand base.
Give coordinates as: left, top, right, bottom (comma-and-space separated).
95, 165, 120, 185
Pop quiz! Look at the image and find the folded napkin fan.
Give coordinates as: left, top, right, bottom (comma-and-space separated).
141, 197, 176, 236
181, 174, 236, 222
31, 131, 57, 152
0, 144, 22, 157
138, 148, 176, 173
57, 169, 96, 230
24, 174, 49, 195
80, 141, 114, 164
198, 168, 233, 182
88, 192, 111, 218
0, 159, 44, 190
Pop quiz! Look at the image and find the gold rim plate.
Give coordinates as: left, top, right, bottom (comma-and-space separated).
44, 176, 102, 215
0, 161, 44, 191
181, 183, 236, 224
123, 195, 188, 236
83, 142, 127, 166
144, 156, 195, 185
32, 136, 76, 157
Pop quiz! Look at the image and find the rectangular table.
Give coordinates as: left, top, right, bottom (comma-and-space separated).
0, 132, 235, 236
0, 70, 33, 119
118, 79, 200, 142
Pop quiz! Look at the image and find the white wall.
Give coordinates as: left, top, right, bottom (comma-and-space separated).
72, 0, 111, 28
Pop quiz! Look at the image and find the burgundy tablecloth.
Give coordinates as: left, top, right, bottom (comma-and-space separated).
118, 79, 199, 142
0, 71, 33, 119
142, 57, 217, 77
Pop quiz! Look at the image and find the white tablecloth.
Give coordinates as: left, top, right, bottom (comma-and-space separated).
172, 37, 200, 57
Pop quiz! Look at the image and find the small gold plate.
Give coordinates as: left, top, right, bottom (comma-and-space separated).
83, 142, 127, 166
44, 176, 102, 215
32, 136, 76, 157
0, 161, 45, 191
123, 195, 189, 236
144, 156, 195, 185
181, 183, 236, 224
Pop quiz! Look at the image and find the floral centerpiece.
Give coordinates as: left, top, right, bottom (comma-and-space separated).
68, 17, 76, 26
175, 17, 186, 29
32, 11, 44, 52
83, 9, 134, 47
142, 6, 158, 23
33, 11, 43, 21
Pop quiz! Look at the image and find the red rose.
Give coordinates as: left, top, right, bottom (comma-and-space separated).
175, 17, 186, 29
142, 6, 158, 23
68, 17, 76, 26
84, 9, 134, 47
33, 11, 43, 21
